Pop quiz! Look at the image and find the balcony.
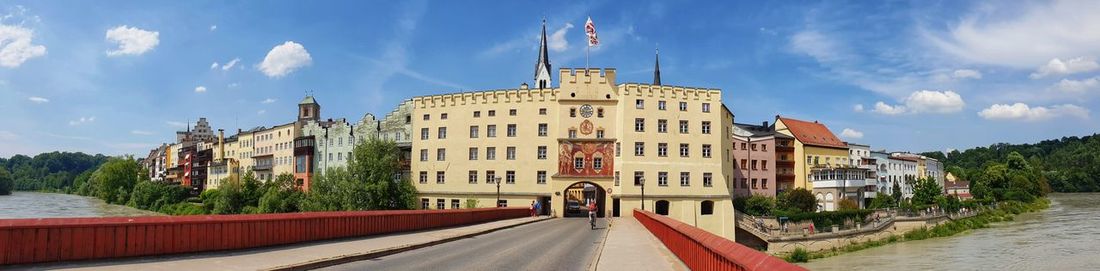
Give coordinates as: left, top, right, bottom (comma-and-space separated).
812, 179, 866, 188
776, 146, 794, 153
775, 160, 795, 167
253, 164, 273, 171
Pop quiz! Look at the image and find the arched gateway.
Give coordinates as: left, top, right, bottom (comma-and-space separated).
562, 181, 606, 218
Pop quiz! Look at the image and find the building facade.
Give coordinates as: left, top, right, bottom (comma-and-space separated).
730, 122, 776, 198
773, 116, 850, 190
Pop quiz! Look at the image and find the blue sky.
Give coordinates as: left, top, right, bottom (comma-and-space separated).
2, 0, 1099, 157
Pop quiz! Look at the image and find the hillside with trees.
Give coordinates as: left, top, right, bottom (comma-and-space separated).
0, 152, 109, 193
923, 133, 1100, 193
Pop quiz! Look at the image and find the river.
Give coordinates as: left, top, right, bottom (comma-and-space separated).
799, 193, 1100, 270
0, 192, 161, 219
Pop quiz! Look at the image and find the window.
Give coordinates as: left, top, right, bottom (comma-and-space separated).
470, 126, 479, 138
680, 172, 690, 186
420, 149, 428, 161
614, 171, 621, 186
616, 143, 621, 157
634, 118, 645, 132
468, 147, 478, 160
762, 178, 768, 189
751, 160, 758, 170
452, 199, 460, 209
570, 108, 576, 117
507, 124, 517, 137
702, 103, 711, 113
539, 108, 547, 115
751, 144, 757, 151
486, 147, 496, 160
488, 110, 496, 117
656, 201, 670, 215
338, 152, 343, 161
702, 121, 711, 134
506, 147, 516, 160
436, 171, 445, 184
487, 125, 497, 137
741, 143, 747, 150
509, 109, 517, 116
679, 120, 689, 134
658, 100, 666, 110
634, 142, 645, 156
594, 157, 603, 170
596, 130, 605, 138
740, 159, 747, 169
437, 148, 446, 161
469, 171, 478, 184
751, 178, 758, 189
474, 111, 481, 118
597, 108, 604, 118
421, 128, 429, 140
701, 200, 714, 215
537, 146, 547, 159
679, 101, 688, 111
423, 114, 430, 121
702, 144, 712, 158
537, 171, 547, 184
568, 129, 577, 138
703, 173, 713, 187
680, 143, 690, 157
438, 127, 447, 139
419, 171, 428, 184
762, 162, 768, 170
421, 198, 429, 209
497, 200, 507, 207
762, 144, 767, 151
574, 157, 584, 169
657, 119, 668, 133
538, 123, 548, 136
506, 171, 515, 184
634, 171, 644, 186
441, 113, 448, 120
437, 199, 445, 209
741, 178, 748, 188
658, 172, 668, 186
657, 143, 668, 157
487, 170, 496, 183
635, 99, 644, 109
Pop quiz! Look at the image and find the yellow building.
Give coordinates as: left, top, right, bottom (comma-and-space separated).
249, 123, 297, 182
774, 116, 849, 190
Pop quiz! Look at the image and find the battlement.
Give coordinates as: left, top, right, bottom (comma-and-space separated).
411, 88, 559, 109
558, 68, 618, 101
559, 68, 617, 86
618, 83, 722, 102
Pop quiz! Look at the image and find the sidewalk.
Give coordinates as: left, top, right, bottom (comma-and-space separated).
594, 217, 687, 271
13, 216, 550, 271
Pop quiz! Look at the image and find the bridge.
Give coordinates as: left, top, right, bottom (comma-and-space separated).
1, 209, 804, 271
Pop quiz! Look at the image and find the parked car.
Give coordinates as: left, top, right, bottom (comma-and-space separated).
567, 200, 580, 212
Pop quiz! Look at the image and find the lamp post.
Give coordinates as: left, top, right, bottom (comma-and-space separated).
640, 177, 646, 210
495, 176, 502, 207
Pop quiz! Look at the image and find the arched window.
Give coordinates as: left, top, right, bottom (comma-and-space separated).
656, 200, 670, 215
700, 200, 714, 215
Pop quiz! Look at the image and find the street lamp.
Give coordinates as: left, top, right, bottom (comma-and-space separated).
640, 177, 646, 211
495, 176, 502, 207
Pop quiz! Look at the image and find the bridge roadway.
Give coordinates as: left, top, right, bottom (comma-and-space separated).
318, 218, 609, 271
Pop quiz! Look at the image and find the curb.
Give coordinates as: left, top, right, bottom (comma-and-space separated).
586, 217, 615, 271
266, 217, 552, 271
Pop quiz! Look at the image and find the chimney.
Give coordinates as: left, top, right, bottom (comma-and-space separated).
218, 129, 225, 162
763, 121, 769, 127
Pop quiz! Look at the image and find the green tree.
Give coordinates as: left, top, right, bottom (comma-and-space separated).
837, 198, 860, 211
127, 180, 188, 211
891, 181, 903, 203
258, 173, 304, 213
0, 167, 13, 195
777, 188, 816, 213
869, 192, 897, 209
464, 198, 479, 209
89, 158, 144, 204
347, 137, 418, 210
734, 194, 775, 216
911, 177, 943, 206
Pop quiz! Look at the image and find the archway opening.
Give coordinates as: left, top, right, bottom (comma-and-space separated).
655, 200, 670, 215
562, 181, 606, 218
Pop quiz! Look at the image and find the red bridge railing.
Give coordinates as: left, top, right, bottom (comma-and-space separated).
0, 208, 529, 266
633, 209, 806, 271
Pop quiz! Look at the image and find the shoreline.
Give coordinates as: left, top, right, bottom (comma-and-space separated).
787, 198, 1051, 263
0, 191, 163, 219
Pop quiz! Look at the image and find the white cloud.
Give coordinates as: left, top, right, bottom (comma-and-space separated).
840, 128, 864, 139
27, 96, 48, 103
165, 121, 187, 128
194, 86, 207, 93
209, 62, 218, 69
105, 25, 159, 56
257, 110, 266, 115
221, 57, 240, 70
548, 23, 573, 52
0, 24, 47, 68
227, 82, 239, 88
872, 90, 965, 115
68, 116, 95, 126
1030, 57, 1099, 79
258, 41, 312, 78
209, 25, 217, 31
261, 98, 275, 104
873, 101, 907, 115
978, 103, 1089, 121
1052, 77, 1099, 93
790, 30, 845, 63
852, 104, 864, 112
952, 69, 982, 80
924, 1, 1100, 68
130, 130, 153, 136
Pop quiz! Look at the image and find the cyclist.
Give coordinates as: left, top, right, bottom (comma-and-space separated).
587, 200, 597, 230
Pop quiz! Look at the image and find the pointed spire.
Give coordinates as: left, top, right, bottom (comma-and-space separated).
653, 47, 662, 86
534, 18, 552, 89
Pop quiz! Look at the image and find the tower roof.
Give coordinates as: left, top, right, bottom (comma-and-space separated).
534, 19, 552, 81
299, 95, 318, 105
653, 48, 662, 85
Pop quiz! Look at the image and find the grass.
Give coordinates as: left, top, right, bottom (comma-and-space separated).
783, 198, 1050, 263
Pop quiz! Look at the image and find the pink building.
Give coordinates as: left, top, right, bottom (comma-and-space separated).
730, 122, 777, 198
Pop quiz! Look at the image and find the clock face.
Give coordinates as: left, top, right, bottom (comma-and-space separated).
579, 104, 594, 118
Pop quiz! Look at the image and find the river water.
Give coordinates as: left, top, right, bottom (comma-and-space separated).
0, 192, 160, 219
800, 193, 1100, 270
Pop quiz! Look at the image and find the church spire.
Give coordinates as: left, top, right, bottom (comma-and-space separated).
653, 47, 662, 86
534, 18, 552, 89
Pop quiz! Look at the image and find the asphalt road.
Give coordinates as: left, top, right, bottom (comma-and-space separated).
318, 218, 610, 271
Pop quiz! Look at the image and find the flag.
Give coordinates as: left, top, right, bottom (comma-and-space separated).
585, 17, 599, 47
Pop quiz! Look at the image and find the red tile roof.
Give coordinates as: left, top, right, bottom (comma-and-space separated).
777, 116, 848, 148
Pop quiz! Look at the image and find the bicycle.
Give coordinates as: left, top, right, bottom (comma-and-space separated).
589, 212, 596, 230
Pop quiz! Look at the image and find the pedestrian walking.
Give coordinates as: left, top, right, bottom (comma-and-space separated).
530, 201, 536, 217
533, 200, 541, 217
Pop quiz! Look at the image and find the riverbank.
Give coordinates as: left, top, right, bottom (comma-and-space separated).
0, 192, 161, 219
786, 198, 1051, 263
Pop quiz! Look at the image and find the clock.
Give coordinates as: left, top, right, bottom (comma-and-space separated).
579, 104, 594, 118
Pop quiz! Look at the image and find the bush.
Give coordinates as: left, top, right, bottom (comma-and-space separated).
159, 202, 206, 215
837, 198, 860, 211
734, 194, 775, 216
777, 188, 816, 213
869, 192, 897, 209
786, 247, 810, 263
776, 209, 873, 229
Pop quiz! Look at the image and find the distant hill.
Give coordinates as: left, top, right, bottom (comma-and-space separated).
922, 134, 1100, 192
0, 152, 110, 192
